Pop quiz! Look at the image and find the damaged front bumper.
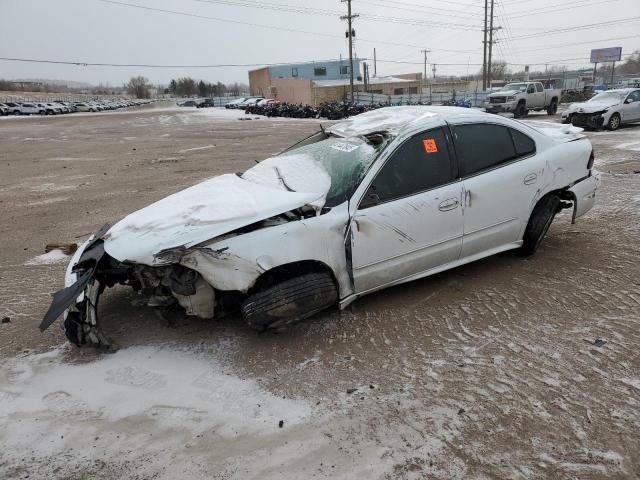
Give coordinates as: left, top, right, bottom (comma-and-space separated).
40, 224, 113, 349
569, 112, 606, 129
40, 225, 215, 349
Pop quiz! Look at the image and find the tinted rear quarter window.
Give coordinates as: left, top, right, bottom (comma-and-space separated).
511, 129, 536, 156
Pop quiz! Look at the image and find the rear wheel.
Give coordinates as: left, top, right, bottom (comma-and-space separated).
546, 99, 558, 115
241, 272, 337, 331
607, 113, 621, 131
520, 194, 561, 256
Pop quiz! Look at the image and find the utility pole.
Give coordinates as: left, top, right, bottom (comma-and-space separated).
341, 0, 359, 103
373, 48, 377, 77
487, 0, 495, 89
482, 0, 488, 90
487, 0, 502, 90
421, 49, 430, 96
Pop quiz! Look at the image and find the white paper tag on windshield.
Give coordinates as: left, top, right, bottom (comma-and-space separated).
331, 142, 360, 153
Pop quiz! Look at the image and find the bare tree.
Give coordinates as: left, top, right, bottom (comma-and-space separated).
126, 76, 151, 99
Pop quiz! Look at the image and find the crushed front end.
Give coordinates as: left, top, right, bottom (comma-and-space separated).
570, 111, 606, 129
40, 224, 215, 349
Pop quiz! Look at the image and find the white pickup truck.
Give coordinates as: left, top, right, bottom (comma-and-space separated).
485, 82, 562, 118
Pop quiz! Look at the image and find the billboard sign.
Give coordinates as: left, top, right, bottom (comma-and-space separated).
590, 47, 622, 63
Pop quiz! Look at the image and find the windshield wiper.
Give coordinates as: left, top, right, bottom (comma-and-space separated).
273, 166, 295, 192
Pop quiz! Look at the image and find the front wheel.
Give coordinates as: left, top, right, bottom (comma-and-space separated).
607, 113, 621, 131
513, 103, 526, 119
241, 272, 337, 331
520, 194, 560, 256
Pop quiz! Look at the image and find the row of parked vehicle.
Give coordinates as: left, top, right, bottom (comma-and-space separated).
0, 99, 154, 116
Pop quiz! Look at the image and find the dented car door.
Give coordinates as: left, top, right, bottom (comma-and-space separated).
350, 127, 463, 294
451, 122, 543, 258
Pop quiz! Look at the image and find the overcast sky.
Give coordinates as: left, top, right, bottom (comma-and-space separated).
1, 0, 639, 86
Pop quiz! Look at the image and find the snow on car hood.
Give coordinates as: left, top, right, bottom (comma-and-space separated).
104, 174, 324, 265
566, 99, 620, 114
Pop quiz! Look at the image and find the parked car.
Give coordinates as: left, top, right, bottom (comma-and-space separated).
40, 106, 600, 348
0, 103, 9, 116
20, 103, 46, 115
72, 102, 91, 112
561, 88, 640, 130
237, 97, 264, 109
484, 82, 562, 118
4, 102, 23, 115
224, 97, 247, 109
196, 99, 216, 108
35, 103, 57, 115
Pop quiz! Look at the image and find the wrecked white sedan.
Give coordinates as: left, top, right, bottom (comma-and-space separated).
41, 107, 600, 348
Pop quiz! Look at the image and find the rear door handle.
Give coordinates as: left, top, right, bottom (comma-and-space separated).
524, 173, 537, 185
438, 198, 460, 211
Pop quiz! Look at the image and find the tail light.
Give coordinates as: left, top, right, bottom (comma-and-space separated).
587, 149, 595, 169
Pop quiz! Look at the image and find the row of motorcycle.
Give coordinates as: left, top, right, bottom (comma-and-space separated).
244, 99, 472, 120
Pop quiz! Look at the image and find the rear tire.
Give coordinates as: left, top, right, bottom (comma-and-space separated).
546, 99, 558, 115
520, 194, 561, 256
241, 272, 337, 331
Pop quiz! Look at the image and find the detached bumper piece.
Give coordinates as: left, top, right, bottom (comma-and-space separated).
40, 224, 115, 350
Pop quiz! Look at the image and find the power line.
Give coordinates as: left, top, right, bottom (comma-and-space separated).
96, 0, 478, 52
510, 16, 640, 40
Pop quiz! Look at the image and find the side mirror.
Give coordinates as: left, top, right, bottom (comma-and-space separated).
624, 98, 633, 104
359, 189, 380, 209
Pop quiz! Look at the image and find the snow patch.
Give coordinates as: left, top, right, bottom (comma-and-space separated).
178, 144, 215, 153
24, 249, 69, 265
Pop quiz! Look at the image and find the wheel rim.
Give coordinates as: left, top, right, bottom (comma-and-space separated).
610, 115, 620, 129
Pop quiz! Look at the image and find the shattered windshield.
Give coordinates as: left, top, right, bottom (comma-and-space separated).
502, 83, 527, 92
242, 135, 379, 208
589, 91, 625, 102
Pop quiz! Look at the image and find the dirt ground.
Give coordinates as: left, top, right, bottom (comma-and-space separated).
0, 103, 639, 479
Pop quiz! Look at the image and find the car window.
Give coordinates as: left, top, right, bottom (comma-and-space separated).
364, 128, 454, 206
511, 129, 536, 156
627, 90, 640, 102
527, 85, 535, 94
453, 124, 524, 176
536, 83, 543, 92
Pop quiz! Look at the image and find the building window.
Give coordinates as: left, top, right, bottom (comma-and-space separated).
292, 68, 298, 77
407, 87, 418, 94
314, 67, 327, 76
340, 65, 349, 75
394, 88, 404, 95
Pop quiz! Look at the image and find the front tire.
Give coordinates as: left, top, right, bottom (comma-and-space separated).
241, 272, 338, 331
513, 102, 526, 119
520, 194, 560, 256
607, 113, 621, 131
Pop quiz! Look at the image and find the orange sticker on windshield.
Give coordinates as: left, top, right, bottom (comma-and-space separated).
423, 138, 438, 153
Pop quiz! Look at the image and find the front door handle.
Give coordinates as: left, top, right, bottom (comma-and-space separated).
438, 198, 460, 212
524, 173, 538, 185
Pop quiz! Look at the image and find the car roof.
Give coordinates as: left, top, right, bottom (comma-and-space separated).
327, 106, 491, 137
599, 88, 636, 93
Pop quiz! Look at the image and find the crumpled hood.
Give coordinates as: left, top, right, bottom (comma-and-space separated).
103, 173, 324, 265
488, 90, 521, 97
566, 99, 620, 114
